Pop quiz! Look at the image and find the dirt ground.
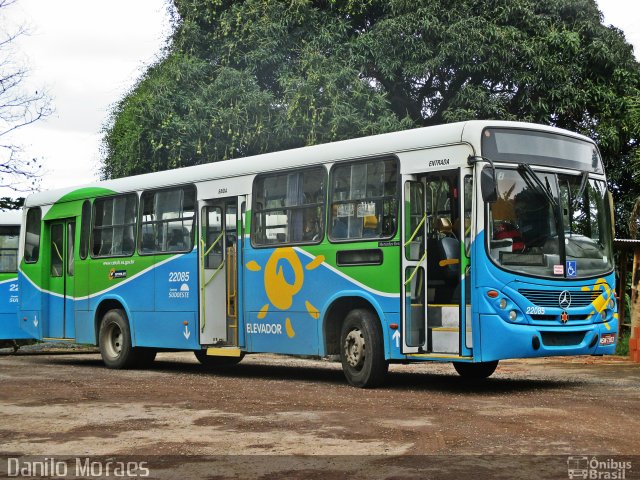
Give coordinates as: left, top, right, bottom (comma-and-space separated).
0, 348, 639, 479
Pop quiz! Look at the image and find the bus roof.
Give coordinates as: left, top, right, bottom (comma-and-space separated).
25, 120, 594, 208
0, 210, 22, 226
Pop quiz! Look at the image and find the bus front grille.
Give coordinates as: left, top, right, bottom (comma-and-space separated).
518, 289, 600, 308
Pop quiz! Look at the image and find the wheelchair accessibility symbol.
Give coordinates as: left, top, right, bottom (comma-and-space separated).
566, 260, 577, 278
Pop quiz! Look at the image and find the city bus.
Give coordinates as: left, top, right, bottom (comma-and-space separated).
17, 121, 618, 387
0, 210, 31, 349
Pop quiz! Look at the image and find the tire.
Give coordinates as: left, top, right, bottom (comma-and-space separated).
134, 348, 157, 368
98, 309, 138, 369
194, 350, 244, 367
453, 360, 499, 380
340, 309, 389, 388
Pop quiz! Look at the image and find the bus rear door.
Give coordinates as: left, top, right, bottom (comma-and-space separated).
199, 197, 243, 346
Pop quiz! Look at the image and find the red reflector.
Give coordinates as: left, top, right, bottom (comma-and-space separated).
390, 323, 398, 330
183, 320, 189, 325
487, 290, 499, 298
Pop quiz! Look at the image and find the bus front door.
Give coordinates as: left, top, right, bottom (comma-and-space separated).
199, 197, 240, 346
46, 219, 75, 339
402, 168, 472, 356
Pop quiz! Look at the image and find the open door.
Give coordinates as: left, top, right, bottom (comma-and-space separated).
402, 177, 427, 353
401, 168, 473, 356
46, 219, 75, 339
199, 197, 242, 346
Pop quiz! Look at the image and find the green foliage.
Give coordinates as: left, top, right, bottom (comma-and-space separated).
615, 328, 629, 356
102, 0, 640, 237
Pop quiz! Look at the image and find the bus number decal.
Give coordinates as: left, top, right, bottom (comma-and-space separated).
9, 284, 18, 292
525, 306, 545, 315
169, 272, 190, 282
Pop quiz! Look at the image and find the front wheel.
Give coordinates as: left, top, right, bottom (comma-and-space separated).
453, 360, 499, 380
340, 309, 388, 388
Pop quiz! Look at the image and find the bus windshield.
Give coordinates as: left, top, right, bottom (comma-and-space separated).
487, 168, 613, 279
0, 226, 19, 273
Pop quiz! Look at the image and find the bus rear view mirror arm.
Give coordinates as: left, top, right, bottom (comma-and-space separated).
468, 155, 498, 203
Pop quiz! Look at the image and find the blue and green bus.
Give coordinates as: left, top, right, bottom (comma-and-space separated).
0, 210, 30, 348
17, 121, 618, 386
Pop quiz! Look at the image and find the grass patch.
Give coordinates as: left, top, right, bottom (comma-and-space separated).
616, 329, 630, 356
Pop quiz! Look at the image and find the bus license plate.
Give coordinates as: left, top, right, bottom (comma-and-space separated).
599, 334, 615, 346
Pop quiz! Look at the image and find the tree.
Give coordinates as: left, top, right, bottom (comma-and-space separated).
0, 0, 51, 195
102, 0, 640, 235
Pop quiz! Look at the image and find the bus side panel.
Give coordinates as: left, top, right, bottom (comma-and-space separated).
18, 270, 43, 339
133, 311, 199, 349
87, 253, 199, 350
243, 244, 401, 356
243, 245, 320, 355
0, 276, 30, 340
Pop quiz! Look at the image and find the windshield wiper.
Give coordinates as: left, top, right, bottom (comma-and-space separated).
517, 164, 558, 209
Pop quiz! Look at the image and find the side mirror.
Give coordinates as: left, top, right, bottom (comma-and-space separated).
481, 165, 498, 203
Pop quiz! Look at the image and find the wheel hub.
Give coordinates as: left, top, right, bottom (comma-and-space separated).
344, 329, 365, 368
105, 323, 123, 358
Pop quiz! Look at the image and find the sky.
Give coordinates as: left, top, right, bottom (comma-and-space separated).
1, 0, 639, 198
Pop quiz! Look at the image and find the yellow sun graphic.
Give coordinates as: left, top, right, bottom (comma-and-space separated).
246, 247, 324, 338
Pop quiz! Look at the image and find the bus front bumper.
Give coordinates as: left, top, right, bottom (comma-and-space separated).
478, 314, 618, 362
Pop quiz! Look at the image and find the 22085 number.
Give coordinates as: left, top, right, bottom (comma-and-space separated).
525, 306, 545, 315
169, 272, 190, 282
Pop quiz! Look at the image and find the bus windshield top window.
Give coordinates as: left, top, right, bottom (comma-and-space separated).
252, 167, 325, 246
329, 158, 398, 241
488, 168, 613, 278
0, 225, 19, 272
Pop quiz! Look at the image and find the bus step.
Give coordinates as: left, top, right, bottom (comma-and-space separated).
205, 347, 242, 357
430, 327, 459, 354
427, 305, 460, 328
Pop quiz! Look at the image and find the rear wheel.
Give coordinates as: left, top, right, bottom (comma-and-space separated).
194, 350, 244, 367
453, 360, 499, 380
340, 309, 388, 388
99, 309, 137, 369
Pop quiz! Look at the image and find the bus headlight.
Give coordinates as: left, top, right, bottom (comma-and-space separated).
509, 310, 518, 321
600, 310, 607, 321
499, 298, 507, 310
608, 299, 615, 310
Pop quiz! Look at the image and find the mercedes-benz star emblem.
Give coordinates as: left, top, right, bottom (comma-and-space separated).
559, 290, 572, 309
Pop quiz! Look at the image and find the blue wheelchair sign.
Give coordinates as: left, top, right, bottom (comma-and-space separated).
566, 260, 577, 278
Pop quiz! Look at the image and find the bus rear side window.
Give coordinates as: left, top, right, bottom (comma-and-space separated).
92, 194, 137, 257
24, 208, 41, 263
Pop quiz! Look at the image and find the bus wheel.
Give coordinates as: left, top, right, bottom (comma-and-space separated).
453, 360, 499, 380
98, 309, 137, 369
194, 350, 244, 367
340, 309, 388, 388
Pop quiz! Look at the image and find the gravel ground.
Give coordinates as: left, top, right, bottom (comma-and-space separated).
0, 350, 638, 479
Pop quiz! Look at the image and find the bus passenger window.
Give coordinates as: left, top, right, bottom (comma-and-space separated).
139, 186, 196, 254
252, 167, 325, 246
329, 157, 397, 241
0, 225, 19, 272
92, 194, 137, 257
